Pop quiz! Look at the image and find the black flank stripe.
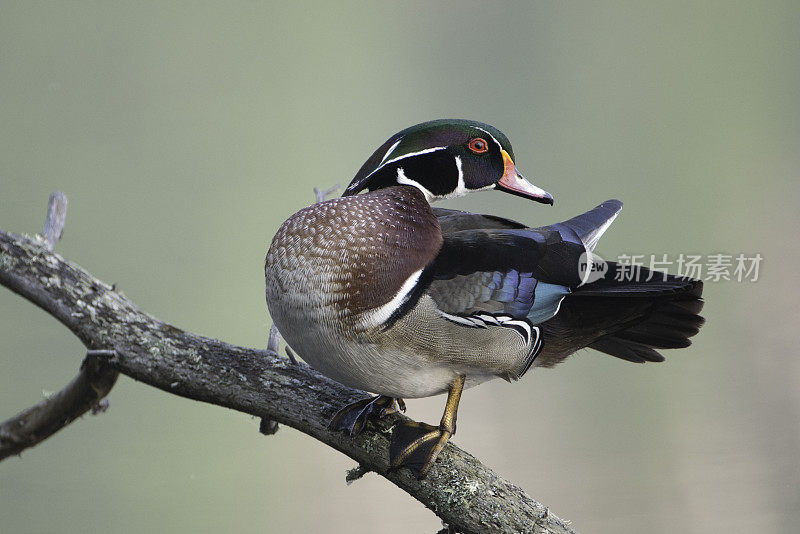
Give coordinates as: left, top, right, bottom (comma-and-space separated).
381, 267, 437, 332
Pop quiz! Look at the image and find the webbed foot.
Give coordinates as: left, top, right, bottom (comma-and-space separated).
388, 374, 466, 479
328, 395, 400, 436
389, 420, 453, 479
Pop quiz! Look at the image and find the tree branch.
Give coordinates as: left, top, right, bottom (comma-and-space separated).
0, 349, 118, 460
0, 197, 576, 534
41, 191, 68, 250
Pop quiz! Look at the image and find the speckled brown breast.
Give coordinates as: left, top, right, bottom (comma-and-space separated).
265, 186, 442, 327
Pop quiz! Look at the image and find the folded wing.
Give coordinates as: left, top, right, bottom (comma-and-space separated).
426, 201, 623, 325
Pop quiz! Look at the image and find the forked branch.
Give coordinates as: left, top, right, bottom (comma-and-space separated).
0, 350, 118, 460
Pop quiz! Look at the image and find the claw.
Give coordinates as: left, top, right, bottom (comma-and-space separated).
328, 395, 395, 436
389, 421, 452, 478
330, 377, 465, 480
379, 398, 406, 417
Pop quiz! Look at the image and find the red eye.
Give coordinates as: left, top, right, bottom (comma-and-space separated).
468, 138, 488, 154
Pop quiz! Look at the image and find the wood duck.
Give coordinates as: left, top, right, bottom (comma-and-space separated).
264, 119, 704, 479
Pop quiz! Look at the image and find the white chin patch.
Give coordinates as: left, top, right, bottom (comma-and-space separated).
396, 160, 492, 203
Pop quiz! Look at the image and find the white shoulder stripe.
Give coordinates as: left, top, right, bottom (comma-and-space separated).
359, 269, 423, 329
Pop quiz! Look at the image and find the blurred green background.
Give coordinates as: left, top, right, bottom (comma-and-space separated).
1, 2, 798, 533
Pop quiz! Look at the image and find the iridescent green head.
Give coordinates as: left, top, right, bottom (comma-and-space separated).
343, 119, 553, 204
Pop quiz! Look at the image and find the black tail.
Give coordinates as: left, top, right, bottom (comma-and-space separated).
544, 262, 705, 365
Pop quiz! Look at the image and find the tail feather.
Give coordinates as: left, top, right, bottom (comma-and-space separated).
548, 199, 623, 251
647, 302, 706, 329
611, 327, 693, 349
570, 262, 703, 298
547, 262, 705, 365
589, 337, 665, 363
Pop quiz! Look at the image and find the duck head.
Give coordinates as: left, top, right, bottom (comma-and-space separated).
342, 119, 553, 205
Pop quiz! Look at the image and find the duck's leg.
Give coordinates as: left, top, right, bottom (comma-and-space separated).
389, 374, 465, 479
328, 395, 402, 436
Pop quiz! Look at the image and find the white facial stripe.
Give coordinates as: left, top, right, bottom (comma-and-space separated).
360, 268, 423, 328
407, 155, 492, 202
396, 168, 435, 202
475, 127, 504, 152
382, 146, 447, 167
358, 146, 448, 189
453, 155, 466, 195
379, 138, 403, 165
389, 147, 492, 203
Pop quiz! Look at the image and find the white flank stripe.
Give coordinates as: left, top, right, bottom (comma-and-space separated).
468, 317, 487, 327
440, 310, 536, 346
504, 319, 532, 342
478, 314, 500, 325
439, 311, 479, 327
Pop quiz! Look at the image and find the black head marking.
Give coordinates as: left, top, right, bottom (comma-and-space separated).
343, 119, 551, 203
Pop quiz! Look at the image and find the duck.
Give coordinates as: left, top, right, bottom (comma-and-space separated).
264, 119, 704, 479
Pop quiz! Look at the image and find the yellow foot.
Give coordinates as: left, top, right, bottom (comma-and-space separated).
389, 420, 452, 479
